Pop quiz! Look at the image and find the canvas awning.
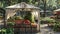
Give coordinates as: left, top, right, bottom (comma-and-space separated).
5, 2, 40, 30
54, 9, 60, 14
54, 9, 60, 11
5, 2, 40, 19
6, 2, 40, 9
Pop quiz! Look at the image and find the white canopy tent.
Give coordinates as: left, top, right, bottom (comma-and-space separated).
54, 9, 60, 11
5, 2, 40, 31
53, 9, 60, 14
6, 2, 40, 19
6, 2, 39, 9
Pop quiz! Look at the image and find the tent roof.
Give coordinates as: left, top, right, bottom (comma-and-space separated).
6, 2, 40, 9
54, 9, 60, 11
40, 10, 52, 12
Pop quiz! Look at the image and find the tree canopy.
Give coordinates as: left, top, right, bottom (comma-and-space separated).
0, 0, 60, 10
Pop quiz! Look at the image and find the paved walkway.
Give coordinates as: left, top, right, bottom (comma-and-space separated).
39, 24, 60, 34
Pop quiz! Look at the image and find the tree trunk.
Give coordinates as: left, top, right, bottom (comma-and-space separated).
43, 0, 46, 17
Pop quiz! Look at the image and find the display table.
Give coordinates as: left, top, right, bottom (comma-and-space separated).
13, 20, 39, 33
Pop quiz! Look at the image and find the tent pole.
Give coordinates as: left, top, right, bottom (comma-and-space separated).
38, 11, 40, 31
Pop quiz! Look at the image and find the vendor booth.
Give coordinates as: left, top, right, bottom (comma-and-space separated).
54, 9, 60, 19
5, 2, 40, 33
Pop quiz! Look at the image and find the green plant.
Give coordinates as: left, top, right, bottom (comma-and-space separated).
44, 17, 55, 23
7, 16, 23, 22
0, 28, 6, 34
7, 22, 15, 27
0, 28, 14, 34
14, 16, 23, 20
24, 12, 32, 22
53, 22, 60, 32
7, 17, 15, 22
6, 28, 14, 34
41, 17, 55, 23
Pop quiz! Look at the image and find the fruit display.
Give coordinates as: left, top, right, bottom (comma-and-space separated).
31, 23, 37, 27
13, 19, 38, 32
14, 19, 23, 24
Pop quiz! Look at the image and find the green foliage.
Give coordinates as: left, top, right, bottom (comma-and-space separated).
40, 0, 57, 10
7, 22, 15, 27
7, 17, 15, 22
41, 17, 55, 23
53, 22, 60, 32
8, 16, 23, 22
14, 16, 23, 20
0, 28, 14, 34
1, 28, 6, 32
0, 0, 39, 8
6, 28, 14, 34
24, 12, 32, 22
0, 0, 60, 11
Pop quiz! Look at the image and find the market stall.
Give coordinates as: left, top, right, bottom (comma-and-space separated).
5, 2, 40, 33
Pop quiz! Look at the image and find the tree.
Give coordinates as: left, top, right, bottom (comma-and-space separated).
39, 0, 58, 17
56, 0, 60, 8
